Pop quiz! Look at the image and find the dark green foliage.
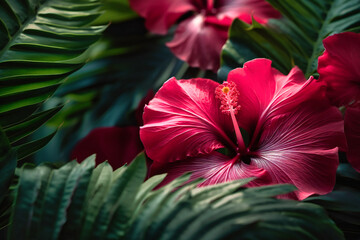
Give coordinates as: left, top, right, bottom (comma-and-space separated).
6, 154, 344, 240
0, 0, 105, 161
219, 0, 360, 79
32, 17, 218, 163
305, 163, 360, 240
0, 128, 16, 233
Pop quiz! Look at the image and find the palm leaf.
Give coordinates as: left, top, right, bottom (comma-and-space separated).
6, 154, 344, 239
0, 128, 16, 232
305, 163, 360, 239
220, 0, 360, 79
31, 16, 217, 163
0, 0, 105, 161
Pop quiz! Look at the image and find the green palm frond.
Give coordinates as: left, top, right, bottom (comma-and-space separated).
0, 128, 16, 233
6, 154, 344, 240
0, 0, 105, 161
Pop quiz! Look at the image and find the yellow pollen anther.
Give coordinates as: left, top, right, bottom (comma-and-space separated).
222, 86, 230, 94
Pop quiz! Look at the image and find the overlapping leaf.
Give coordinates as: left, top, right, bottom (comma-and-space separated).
305, 163, 360, 239
0, 128, 16, 233
0, 0, 105, 161
220, 0, 360, 79
7, 154, 344, 240
32, 15, 218, 163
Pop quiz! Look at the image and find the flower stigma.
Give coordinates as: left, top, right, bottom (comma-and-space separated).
222, 86, 230, 94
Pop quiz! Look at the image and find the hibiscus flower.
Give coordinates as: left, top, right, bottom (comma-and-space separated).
71, 126, 143, 169
71, 91, 154, 169
129, 0, 280, 72
318, 32, 360, 172
140, 59, 345, 200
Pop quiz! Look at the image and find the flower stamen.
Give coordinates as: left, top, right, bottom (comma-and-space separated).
215, 82, 246, 153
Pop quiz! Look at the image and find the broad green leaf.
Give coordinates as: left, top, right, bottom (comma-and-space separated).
8, 165, 43, 240
80, 160, 113, 240
0, 127, 16, 231
0, 128, 16, 201
93, 153, 147, 239
59, 156, 95, 240
13, 130, 58, 160
4, 106, 61, 144
0, 0, 106, 161
7, 154, 344, 240
92, 0, 138, 25
32, 18, 186, 163
305, 163, 360, 239
220, 0, 360, 79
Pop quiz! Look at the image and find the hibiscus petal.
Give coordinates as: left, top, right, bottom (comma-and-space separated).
129, 0, 196, 34
217, 0, 281, 24
141, 77, 235, 163
253, 97, 345, 200
71, 127, 143, 169
226, 59, 277, 133
166, 15, 231, 72
228, 59, 325, 139
345, 106, 360, 172
318, 32, 360, 106
150, 151, 271, 188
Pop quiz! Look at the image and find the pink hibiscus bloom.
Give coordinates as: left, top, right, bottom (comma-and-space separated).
318, 32, 360, 172
71, 126, 143, 169
140, 59, 345, 200
129, 0, 280, 72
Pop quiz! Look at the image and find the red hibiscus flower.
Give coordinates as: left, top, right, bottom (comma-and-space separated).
140, 59, 345, 200
71, 91, 154, 169
71, 126, 143, 169
318, 32, 360, 172
129, 0, 280, 72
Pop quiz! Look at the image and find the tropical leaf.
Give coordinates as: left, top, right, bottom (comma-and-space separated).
305, 163, 360, 240
219, 0, 360, 79
0, 0, 106, 161
0, 128, 16, 233
6, 153, 344, 239
92, 0, 139, 25
31, 15, 218, 164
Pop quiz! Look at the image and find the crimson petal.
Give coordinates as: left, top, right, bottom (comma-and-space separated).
227, 59, 345, 199
166, 15, 231, 72
254, 98, 344, 200
129, 0, 196, 34
141, 77, 235, 164
150, 151, 271, 188
345, 106, 360, 172
217, 0, 281, 24
318, 32, 360, 106
71, 127, 143, 169
228, 59, 328, 138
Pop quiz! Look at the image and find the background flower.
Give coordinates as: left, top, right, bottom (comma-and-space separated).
129, 0, 280, 71
318, 32, 360, 172
344, 106, 360, 172
141, 59, 345, 200
318, 32, 360, 107
71, 91, 154, 169
71, 126, 143, 169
